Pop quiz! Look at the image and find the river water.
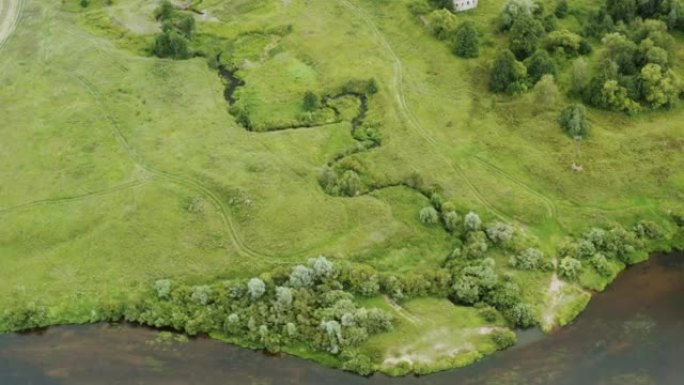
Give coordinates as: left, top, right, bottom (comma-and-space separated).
0, 252, 681, 385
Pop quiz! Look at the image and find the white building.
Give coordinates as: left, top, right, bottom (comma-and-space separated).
453, 0, 478, 12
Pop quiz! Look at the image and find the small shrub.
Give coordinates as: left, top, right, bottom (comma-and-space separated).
247, 278, 266, 300
506, 303, 537, 328
554, 0, 569, 18
590, 253, 612, 276
303, 91, 319, 112
486, 222, 514, 244
509, 248, 543, 270
444, 211, 461, 232
464, 211, 482, 231
419, 206, 440, 225
190, 285, 212, 305
453, 21, 480, 58
478, 306, 500, 323
559, 257, 582, 280
491, 329, 517, 350
154, 279, 172, 299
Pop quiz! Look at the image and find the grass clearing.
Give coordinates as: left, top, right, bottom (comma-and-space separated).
0, 0, 682, 375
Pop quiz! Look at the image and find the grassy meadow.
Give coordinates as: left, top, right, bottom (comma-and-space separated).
0, 0, 682, 375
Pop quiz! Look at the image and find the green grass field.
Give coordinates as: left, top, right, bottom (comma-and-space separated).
0, 0, 682, 375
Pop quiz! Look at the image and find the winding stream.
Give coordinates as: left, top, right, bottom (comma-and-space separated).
0, 252, 681, 384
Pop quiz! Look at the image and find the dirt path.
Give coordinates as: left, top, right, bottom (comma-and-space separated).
337, 0, 511, 222
384, 296, 419, 324
0, 180, 151, 215
0, 0, 22, 52
72, 75, 270, 262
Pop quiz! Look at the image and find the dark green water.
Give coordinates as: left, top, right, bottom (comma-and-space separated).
0, 252, 681, 385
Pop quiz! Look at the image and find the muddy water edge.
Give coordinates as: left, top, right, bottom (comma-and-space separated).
0, 251, 681, 385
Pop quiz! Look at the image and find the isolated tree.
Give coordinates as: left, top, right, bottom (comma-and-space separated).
419, 206, 440, 225
302, 91, 319, 112
525, 50, 557, 84
509, 14, 545, 59
559, 104, 589, 138
453, 21, 480, 58
489, 50, 528, 95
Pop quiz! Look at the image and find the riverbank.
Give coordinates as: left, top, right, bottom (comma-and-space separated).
0, 251, 680, 384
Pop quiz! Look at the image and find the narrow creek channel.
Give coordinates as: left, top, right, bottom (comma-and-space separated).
0, 251, 681, 385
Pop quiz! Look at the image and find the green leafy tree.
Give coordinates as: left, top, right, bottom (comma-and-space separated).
558, 104, 589, 138
509, 14, 545, 59
486, 222, 514, 244
453, 21, 480, 58
339, 170, 361, 196
489, 50, 528, 95
248, 278, 266, 300
444, 211, 461, 232
532, 74, 560, 111
572, 58, 590, 95
559, 257, 582, 280
639, 63, 680, 109
606, 0, 637, 23
302, 91, 319, 112
509, 248, 544, 270
492, 329, 517, 350
153, 31, 190, 59
544, 29, 583, 56
154, 0, 175, 21
601, 33, 638, 76
426, 9, 459, 40
498, 0, 539, 31
419, 206, 440, 225
464, 211, 482, 231
525, 50, 557, 84
554, 0, 569, 18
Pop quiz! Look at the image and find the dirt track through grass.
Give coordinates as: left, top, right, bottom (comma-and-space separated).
0, 0, 22, 52
338, 0, 512, 222
71, 74, 270, 262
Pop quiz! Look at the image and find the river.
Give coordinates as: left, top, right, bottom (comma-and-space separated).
0, 252, 681, 385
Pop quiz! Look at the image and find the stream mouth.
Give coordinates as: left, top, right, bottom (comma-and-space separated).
0, 251, 681, 385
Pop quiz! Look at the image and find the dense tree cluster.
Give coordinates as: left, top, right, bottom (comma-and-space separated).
123, 257, 395, 375
579, 3, 684, 112
558, 221, 664, 279
414, 6, 481, 59
152, 1, 196, 59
